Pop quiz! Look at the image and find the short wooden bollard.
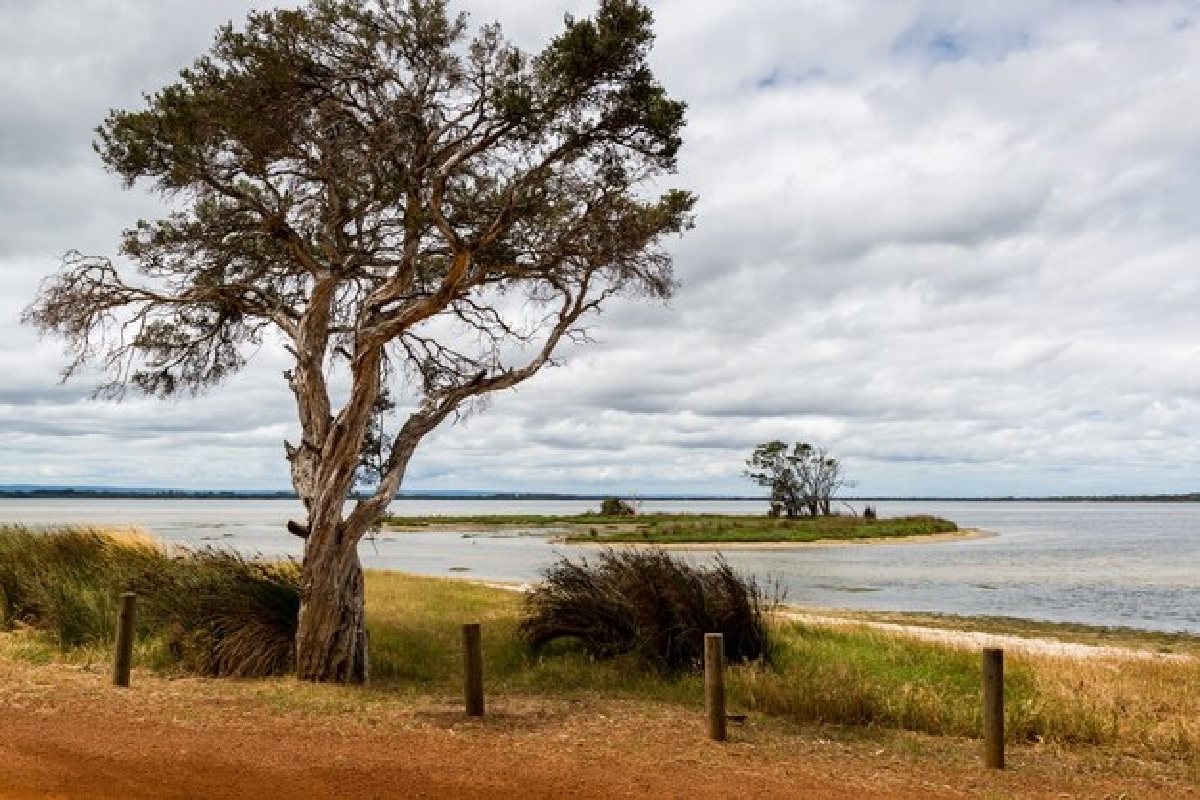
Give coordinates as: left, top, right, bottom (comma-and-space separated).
463, 623, 484, 717
113, 592, 137, 688
704, 633, 727, 742
982, 647, 1005, 769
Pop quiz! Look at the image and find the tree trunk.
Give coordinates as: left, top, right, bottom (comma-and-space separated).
295, 523, 369, 683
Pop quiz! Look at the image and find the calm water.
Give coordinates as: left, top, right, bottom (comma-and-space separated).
1, 498, 1196, 635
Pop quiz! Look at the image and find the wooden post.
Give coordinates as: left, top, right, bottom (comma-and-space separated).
705, 633, 727, 742
982, 647, 1005, 769
463, 623, 484, 717
113, 592, 137, 688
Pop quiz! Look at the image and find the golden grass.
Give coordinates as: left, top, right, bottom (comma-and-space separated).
1014, 653, 1199, 758
89, 525, 161, 551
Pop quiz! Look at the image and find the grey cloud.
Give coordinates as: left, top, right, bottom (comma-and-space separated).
2, 1, 1200, 495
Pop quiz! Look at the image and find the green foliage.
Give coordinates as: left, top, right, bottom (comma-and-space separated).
561, 514, 958, 544
519, 549, 773, 673
598, 497, 636, 516
0, 526, 298, 677
29, 0, 695, 400
745, 439, 844, 517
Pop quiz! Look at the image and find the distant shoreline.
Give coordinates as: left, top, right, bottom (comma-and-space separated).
561, 528, 994, 550
0, 488, 1198, 502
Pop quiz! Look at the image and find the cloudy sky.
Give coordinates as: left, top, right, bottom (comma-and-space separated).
2, 0, 1199, 497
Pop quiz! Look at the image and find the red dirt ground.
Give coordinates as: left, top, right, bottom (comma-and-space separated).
0, 661, 1195, 799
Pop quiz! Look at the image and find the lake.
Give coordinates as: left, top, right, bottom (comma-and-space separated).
1, 497, 1196, 635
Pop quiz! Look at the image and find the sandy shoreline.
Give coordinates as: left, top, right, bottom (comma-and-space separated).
387, 522, 994, 549
559, 527, 993, 550
780, 610, 1197, 662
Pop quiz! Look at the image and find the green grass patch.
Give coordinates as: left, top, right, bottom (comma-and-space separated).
384, 513, 625, 528
574, 514, 957, 544
383, 512, 959, 544
0, 525, 298, 677
363, 571, 702, 706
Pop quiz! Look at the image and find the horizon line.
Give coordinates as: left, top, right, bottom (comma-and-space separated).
0, 485, 1197, 502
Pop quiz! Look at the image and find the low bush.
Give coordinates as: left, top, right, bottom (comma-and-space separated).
0, 525, 298, 677
519, 548, 775, 673
599, 497, 636, 516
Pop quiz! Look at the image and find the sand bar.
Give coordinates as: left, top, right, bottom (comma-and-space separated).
559, 528, 993, 550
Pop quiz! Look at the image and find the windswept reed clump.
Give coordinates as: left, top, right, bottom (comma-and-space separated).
0, 525, 298, 677
519, 549, 774, 673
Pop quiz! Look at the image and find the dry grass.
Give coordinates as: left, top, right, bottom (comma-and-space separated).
728, 618, 1198, 763
0, 525, 299, 676
89, 525, 162, 551
1016, 653, 1199, 758
3, 532, 1195, 768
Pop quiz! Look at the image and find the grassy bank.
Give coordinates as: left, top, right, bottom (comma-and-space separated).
0, 525, 297, 676
2, 526, 1196, 765
384, 512, 960, 544
362, 573, 1199, 759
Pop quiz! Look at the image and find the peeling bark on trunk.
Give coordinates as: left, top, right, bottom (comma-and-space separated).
295, 523, 369, 683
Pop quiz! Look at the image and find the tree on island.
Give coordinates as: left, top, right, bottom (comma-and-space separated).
745, 440, 845, 517
23, 0, 693, 683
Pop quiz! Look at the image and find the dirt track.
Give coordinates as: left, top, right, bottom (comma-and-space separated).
2, 656, 1197, 800
1, 692, 968, 800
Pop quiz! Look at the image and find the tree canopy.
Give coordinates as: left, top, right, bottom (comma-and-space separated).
24, 0, 693, 682
745, 440, 845, 517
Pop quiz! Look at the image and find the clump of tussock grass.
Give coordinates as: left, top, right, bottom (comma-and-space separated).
133, 550, 299, 678
0, 526, 160, 647
0, 525, 298, 678
519, 549, 774, 674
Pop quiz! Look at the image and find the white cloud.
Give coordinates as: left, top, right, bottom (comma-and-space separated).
1, 0, 1199, 495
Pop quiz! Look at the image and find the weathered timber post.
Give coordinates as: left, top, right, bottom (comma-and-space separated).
982, 647, 1005, 769
705, 632, 727, 742
463, 623, 484, 717
113, 592, 137, 688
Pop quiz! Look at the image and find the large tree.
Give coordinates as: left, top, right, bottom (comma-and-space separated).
24, 0, 693, 683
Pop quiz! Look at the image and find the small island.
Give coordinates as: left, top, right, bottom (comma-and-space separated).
383, 510, 964, 546
385, 440, 970, 546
